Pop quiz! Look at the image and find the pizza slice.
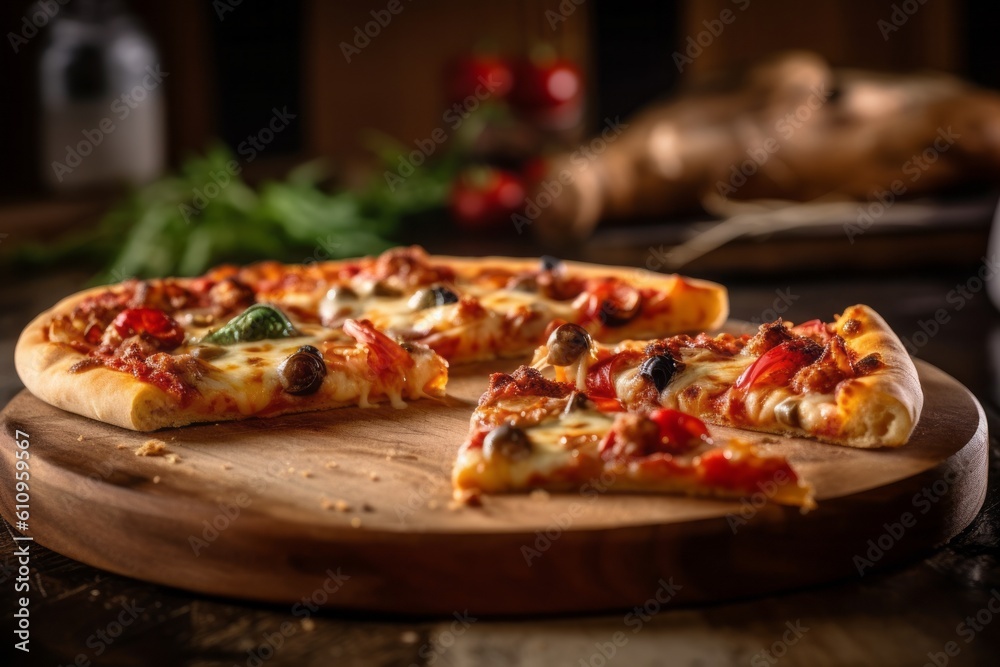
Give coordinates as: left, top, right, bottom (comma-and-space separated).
217, 246, 729, 362
15, 246, 729, 431
531, 305, 923, 448
452, 366, 815, 508
15, 278, 447, 431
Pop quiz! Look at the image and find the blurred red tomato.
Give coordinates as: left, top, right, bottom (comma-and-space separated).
449, 167, 526, 230
446, 55, 515, 104
510, 56, 583, 128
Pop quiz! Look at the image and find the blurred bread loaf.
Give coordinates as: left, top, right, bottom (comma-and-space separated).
529, 51, 1000, 243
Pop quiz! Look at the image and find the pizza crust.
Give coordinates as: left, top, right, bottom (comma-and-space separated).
437, 254, 730, 337
692, 305, 923, 448
14, 287, 180, 430
822, 304, 923, 448
14, 284, 449, 431
544, 303, 924, 449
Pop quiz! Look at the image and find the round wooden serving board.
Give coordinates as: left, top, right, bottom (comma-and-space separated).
0, 359, 987, 616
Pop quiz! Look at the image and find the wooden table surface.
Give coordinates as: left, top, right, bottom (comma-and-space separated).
2, 260, 999, 667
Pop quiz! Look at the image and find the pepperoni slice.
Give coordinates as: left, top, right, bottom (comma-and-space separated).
584, 350, 642, 400
648, 408, 710, 454
790, 319, 832, 343
344, 319, 414, 378
112, 308, 185, 350
734, 339, 822, 392
578, 278, 642, 327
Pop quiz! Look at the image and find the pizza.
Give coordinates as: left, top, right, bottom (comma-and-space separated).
16, 288, 449, 431
531, 305, 923, 448
14, 246, 727, 430
210, 246, 729, 361
452, 366, 815, 508
14, 246, 925, 510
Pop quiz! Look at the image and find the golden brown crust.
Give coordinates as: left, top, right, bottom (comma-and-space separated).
543, 304, 923, 449
15, 284, 448, 431
820, 304, 923, 448
14, 287, 179, 431
437, 254, 730, 336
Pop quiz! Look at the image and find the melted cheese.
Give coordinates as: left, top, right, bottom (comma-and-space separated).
526, 410, 614, 450
452, 392, 813, 507
457, 408, 614, 492
174, 320, 444, 417
656, 348, 750, 402
312, 281, 576, 350
511, 413, 610, 482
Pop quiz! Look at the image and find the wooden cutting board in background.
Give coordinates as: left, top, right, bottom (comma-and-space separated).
0, 359, 987, 616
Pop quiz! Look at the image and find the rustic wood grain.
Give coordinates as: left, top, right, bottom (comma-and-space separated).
0, 359, 987, 615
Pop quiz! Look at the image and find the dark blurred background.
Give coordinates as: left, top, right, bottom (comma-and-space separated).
5, 0, 997, 183
3, 8, 1000, 664
0, 0, 1000, 276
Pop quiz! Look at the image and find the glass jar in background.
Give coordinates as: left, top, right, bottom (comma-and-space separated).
40, 0, 165, 192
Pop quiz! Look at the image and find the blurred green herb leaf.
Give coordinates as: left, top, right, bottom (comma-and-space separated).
10, 143, 454, 284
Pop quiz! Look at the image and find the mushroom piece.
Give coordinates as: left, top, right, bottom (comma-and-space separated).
562, 391, 593, 415
319, 286, 359, 326
277, 345, 327, 395
482, 423, 533, 461
325, 286, 359, 301
371, 280, 404, 298
774, 397, 802, 428
597, 283, 642, 327
506, 273, 538, 292
190, 345, 226, 361
408, 285, 460, 310
545, 323, 592, 366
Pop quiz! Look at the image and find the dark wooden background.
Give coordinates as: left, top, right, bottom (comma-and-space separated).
2, 0, 998, 233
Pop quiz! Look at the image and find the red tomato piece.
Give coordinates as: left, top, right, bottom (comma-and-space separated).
585, 355, 616, 398
734, 338, 822, 391
449, 167, 526, 230
591, 396, 625, 412
790, 319, 831, 342
344, 319, 414, 377
445, 55, 514, 104
578, 278, 642, 327
84, 323, 104, 345
510, 55, 584, 128
698, 450, 744, 488
584, 350, 642, 399
648, 408, 710, 453
698, 449, 796, 493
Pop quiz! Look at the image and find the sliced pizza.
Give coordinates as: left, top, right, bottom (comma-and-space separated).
531, 305, 923, 448
15, 246, 729, 431
452, 366, 815, 508
15, 277, 447, 430
209, 246, 729, 362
